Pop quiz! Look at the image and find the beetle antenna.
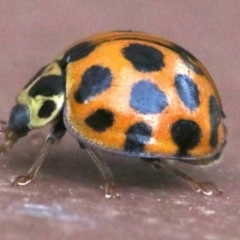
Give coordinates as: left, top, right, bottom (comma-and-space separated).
0, 124, 19, 154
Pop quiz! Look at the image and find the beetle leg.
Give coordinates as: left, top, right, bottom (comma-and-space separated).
12, 119, 66, 186
145, 158, 221, 196
83, 146, 120, 199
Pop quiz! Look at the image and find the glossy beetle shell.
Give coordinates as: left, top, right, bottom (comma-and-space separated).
58, 31, 226, 161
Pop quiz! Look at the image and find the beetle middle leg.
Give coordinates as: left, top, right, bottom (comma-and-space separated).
81, 145, 120, 199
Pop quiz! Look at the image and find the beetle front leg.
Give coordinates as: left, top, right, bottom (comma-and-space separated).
12, 119, 66, 186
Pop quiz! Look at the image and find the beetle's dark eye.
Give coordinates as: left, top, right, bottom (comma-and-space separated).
8, 104, 30, 137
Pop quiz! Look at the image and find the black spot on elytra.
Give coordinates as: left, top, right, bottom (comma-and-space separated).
209, 96, 221, 148
130, 80, 168, 114
85, 108, 114, 132
124, 122, 152, 153
24, 66, 47, 89
175, 74, 199, 110
61, 41, 96, 65
168, 44, 203, 75
38, 100, 56, 119
74, 65, 112, 103
122, 43, 164, 72
171, 119, 201, 156
29, 75, 65, 97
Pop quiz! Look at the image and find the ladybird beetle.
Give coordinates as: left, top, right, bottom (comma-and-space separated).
0, 31, 226, 198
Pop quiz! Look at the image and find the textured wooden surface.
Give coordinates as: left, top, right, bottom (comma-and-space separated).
0, 1, 239, 240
